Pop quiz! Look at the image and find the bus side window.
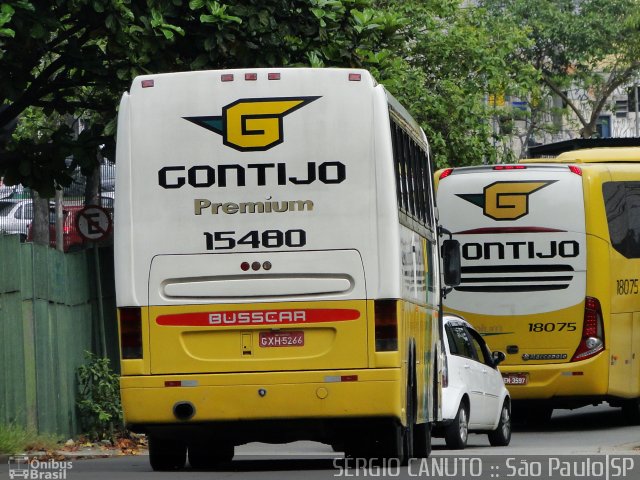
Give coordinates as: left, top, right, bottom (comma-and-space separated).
603, 181, 640, 258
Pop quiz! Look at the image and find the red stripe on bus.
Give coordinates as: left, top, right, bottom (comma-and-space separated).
156, 309, 361, 326
454, 227, 565, 234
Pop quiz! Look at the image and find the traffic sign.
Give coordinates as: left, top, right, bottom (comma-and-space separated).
76, 206, 112, 242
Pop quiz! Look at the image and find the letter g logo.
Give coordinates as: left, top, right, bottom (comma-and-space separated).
458, 180, 556, 220
184, 97, 320, 152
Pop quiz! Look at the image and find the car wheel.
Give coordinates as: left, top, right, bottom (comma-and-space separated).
444, 402, 469, 449
148, 436, 187, 471
188, 443, 234, 469
488, 400, 512, 446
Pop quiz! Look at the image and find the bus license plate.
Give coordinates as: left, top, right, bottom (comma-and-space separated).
502, 373, 528, 385
259, 331, 304, 348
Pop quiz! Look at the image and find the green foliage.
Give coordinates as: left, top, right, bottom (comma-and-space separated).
76, 352, 123, 440
374, 0, 537, 166
1, 0, 403, 194
0, 423, 59, 454
482, 0, 640, 138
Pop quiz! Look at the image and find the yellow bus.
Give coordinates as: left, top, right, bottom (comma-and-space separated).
114, 68, 460, 470
435, 147, 640, 423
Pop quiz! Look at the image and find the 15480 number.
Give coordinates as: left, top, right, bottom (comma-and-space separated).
204, 229, 306, 250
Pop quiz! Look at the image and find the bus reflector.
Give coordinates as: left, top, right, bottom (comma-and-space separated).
439, 168, 454, 180
245, 73, 257, 81
268, 72, 281, 80
569, 165, 582, 176
324, 375, 359, 383
141, 80, 154, 88
571, 296, 604, 362
119, 307, 142, 359
349, 73, 362, 81
165, 380, 198, 387
374, 300, 398, 351
221, 74, 234, 82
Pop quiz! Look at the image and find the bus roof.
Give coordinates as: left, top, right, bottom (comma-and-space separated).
521, 147, 640, 164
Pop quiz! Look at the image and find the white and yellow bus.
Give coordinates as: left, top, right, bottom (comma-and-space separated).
435, 147, 640, 422
115, 68, 459, 470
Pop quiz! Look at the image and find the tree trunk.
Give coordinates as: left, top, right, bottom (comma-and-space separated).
84, 151, 101, 206
31, 191, 50, 246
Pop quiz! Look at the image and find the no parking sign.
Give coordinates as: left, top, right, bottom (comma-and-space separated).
76, 205, 112, 242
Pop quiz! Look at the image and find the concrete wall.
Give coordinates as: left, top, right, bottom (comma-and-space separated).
0, 234, 117, 437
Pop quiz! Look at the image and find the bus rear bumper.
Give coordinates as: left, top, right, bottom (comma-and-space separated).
500, 352, 608, 402
120, 369, 403, 428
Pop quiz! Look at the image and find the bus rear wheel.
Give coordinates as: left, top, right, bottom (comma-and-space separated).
413, 422, 431, 458
344, 421, 408, 464
148, 436, 187, 471
621, 398, 640, 425
188, 442, 234, 469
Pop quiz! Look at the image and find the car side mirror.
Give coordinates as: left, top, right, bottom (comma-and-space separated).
492, 351, 506, 367
442, 239, 461, 287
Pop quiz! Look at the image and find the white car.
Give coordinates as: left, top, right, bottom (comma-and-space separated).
435, 315, 511, 449
0, 199, 33, 240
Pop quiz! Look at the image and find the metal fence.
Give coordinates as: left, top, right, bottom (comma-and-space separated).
0, 160, 115, 251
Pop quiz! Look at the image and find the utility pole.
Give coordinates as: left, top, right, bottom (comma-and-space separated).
635, 81, 639, 138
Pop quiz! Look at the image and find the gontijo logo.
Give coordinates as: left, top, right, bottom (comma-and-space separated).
457, 180, 556, 221
184, 96, 320, 152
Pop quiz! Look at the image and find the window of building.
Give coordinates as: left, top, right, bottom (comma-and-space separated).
596, 116, 611, 138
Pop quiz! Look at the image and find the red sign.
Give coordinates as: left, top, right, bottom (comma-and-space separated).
157, 309, 360, 327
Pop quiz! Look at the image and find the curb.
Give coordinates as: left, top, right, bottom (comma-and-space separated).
0, 449, 148, 463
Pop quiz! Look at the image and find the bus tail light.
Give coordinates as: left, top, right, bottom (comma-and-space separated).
571, 297, 604, 362
439, 168, 454, 180
374, 300, 398, 351
119, 307, 143, 359
569, 165, 582, 176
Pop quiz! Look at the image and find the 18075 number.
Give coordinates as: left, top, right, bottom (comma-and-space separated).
204, 229, 306, 250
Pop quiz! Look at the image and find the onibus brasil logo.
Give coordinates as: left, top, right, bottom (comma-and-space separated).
457, 180, 556, 221
184, 96, 320, 152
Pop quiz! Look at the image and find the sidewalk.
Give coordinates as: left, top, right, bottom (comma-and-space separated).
0, 439, 148, 464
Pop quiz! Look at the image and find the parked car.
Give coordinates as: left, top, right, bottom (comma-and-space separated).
26, 201, 113, 252
434, 315, 511, 449
0, 184, 29, 200
0, 199, 33, 240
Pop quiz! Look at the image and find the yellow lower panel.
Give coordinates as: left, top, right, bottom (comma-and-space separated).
121, 369, 402, 425
501, 352, 609, 400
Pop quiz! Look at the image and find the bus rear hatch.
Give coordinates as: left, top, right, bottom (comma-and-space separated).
146, 249, 368, 374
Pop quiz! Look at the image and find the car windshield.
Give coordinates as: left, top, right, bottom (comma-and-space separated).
0, 201, 16, 216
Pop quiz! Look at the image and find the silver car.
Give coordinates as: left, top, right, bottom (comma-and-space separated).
0, 199, 33, 240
